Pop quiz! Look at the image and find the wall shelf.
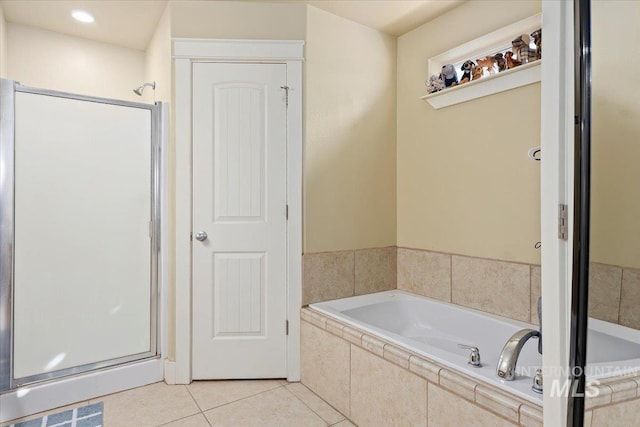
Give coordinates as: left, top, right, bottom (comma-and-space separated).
420, 60, 541, 109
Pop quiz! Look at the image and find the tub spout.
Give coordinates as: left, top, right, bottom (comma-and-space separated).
496, 329, 540, 381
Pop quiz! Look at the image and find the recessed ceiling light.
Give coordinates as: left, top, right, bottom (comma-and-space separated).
71, 10, 95, 23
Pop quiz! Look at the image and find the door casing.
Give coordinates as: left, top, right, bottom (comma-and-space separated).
172, 39, 304, 384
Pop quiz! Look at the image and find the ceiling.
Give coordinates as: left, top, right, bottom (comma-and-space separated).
1, 0, 464, 51
307, 1, 463, 37
1, 0, 169, 50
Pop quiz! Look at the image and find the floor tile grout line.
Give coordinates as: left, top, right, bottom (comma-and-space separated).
196, 383, 287, 413
154, 411, 207, 427
149, 385, 202, 427
183, 383, 213, 427
184, 384, 205, 413
282, 384, 343, 426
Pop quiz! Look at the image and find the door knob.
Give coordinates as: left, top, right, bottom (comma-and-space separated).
195, 231, 208, 242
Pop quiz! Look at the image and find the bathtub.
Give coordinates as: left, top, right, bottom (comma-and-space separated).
310, 290, 640, 405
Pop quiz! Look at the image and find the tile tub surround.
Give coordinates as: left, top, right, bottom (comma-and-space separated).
590, 263, 640, 330
585, 373, 640, 427
397, 248, 640, 330
305, 246, 640, 335
301, 308, 543, 426
303, 247, 397, 305
397, 247, 539, 323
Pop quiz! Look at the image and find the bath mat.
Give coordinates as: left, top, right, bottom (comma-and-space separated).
9, 402, 103, 427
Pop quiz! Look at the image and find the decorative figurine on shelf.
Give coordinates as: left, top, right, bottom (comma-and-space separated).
512, 34, 536, 64
493, 53, 507, 72
531, 28, 542, 60
425, 74, 445, 94
471, 63, 484, 80
476, 56, 497, 75
505, 51, 521, 69
459, 60, 475, 84
441, 64, 458, 87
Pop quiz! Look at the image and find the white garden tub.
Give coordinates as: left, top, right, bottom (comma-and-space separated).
310, 290, 640, 404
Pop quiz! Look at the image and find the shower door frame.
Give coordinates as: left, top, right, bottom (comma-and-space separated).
0, 79, 167, 421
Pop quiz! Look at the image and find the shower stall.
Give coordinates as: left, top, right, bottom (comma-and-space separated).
0, 79, 166, 421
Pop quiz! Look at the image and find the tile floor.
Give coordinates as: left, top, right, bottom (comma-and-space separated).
4, 380, 355, 427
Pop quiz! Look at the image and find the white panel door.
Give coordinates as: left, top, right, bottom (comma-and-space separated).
192, 63, 288, 378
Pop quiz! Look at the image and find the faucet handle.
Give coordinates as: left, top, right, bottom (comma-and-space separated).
458, 344, 482, 367
532, 368, 543, 394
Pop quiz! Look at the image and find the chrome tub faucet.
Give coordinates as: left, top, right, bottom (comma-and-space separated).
496, 329, 541, 381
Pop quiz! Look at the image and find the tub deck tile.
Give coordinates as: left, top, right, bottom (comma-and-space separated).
584, 410, 593, 427
300, 320, 351, 417
309, 311, 327, 330
585, 384, 613, 410
342, 326, 363, 346
302, 306, 551, 427
325, 318, 345, 337
438, 369, 477, 402
351, 346, 427, 427
474, 385, 521, 423
300, 308, 313, 323
408, 355, 441, 383
361, 334, 385, 357
428, 384, 516, 427
519, 404, 543, 427
589, 397, 640, 427
383, 344, 412, 369
599, 377, 639, 403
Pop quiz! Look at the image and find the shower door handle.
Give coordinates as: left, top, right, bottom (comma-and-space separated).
195, 231, 208, 242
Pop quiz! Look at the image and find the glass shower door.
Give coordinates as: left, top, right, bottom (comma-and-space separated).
1, 81, 160, 390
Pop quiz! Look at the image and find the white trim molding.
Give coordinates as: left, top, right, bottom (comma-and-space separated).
172, 38, 304, 384
421, 60, 541, 109
172, 39, 304, 61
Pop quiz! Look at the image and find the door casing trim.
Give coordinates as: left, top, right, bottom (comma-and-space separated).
173, 39, 304, 383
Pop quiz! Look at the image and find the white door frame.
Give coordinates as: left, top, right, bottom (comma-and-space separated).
541, 1, 575, 425
172, 39, 304, 384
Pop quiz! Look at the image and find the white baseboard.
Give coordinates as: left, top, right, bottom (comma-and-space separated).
164, 359, 176, 385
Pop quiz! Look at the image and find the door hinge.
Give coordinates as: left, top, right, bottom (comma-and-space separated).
286, 320, 289, 335
286, 204, 289, 220
280, 86, 289, 108
149, 221, 153, 238
558, 204, 568, 240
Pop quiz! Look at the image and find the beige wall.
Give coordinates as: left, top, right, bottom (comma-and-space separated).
170, 1, 306, 40
6, 23, 145, 102
397, 0, 542, 265
145, 4, 171, 103
0, 5, 7, 78
304, 6, 397, 253
591, 0, 640, 270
